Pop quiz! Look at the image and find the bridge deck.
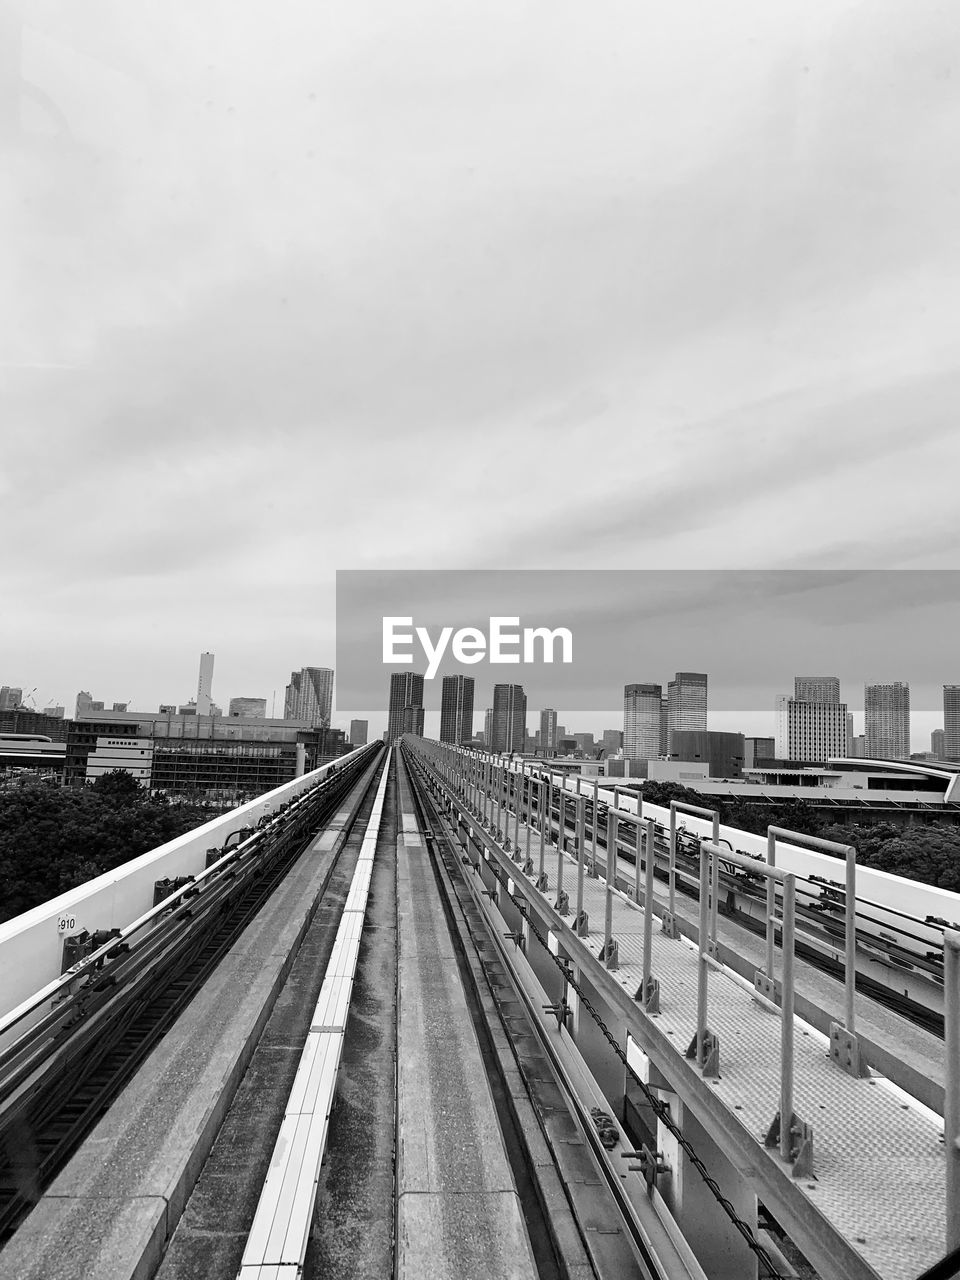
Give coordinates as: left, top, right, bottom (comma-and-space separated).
513, 828, 945, 1280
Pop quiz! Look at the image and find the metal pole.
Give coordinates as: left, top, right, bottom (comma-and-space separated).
592, 778, 599, 874
781, 874, 796, 1163
643, 817, 655, 993
525, 774, 532, 861
604, 810, 616, 956
538, 778, 546, 878
697, 844, 710, 1067
512, 767, 520, 852
766, 829, 777, 981
710, 812, 720, 948
669, 805, 677, 917
845, 847, 857, 1036
575, 795, 586, 926
945, 930, 960, 1252
556, 791, 566, 901
633, 816, 642, 904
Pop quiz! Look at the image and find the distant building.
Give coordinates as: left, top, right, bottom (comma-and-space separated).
112, 702, 128, 713
659, 697, 669, 756
667, 672, 708, 747
670, 730, 744, 778
795, 676, 840, 703
196, 652, 215, 717
864, 682, 910, 759
624, 683, 662, 759
851, 734, 868, 757
229, 697, 268, 719
601, 729, 623, 757
75, 691, 105, 718
774, 694, 848, 763
387, 671, 424, 741
484, 708, 494, 748
85, 738, 153, 787
349, 719, 368, 746
743, 737, 775, 769
539, 708, 558, 756
0, 709, 69, 742
41, 706, 65, 719
491, 684, 527, 754
285, 667, 334, 728
440, 675, 475, 745
945, 686, 960, 760
573, 732, 596, 755
846, 712, 854, 755
932, 729, 946, 758
0, 687, 22, 711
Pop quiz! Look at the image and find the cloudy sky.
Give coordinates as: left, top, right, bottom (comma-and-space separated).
2, 0, 959, 740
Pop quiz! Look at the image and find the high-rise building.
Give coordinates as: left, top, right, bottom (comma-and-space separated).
659, 697, 669, 756
0, 687, 22, 711
775, 694, 848, 762
483, 708, 494, 747
851, 734, 868, 758
743, 736, 775, 768
944, 686, 960, 760
285, 667, 334, 727
349, 719, 368, 746
387, 671, 424, 740
400, 704, 425, 736
601, 729, 623, 757
196, 652, 215, 716
573, 732, 596, 755
864, 682, 910, 759
539, 708, 558, 756
624, 683, 662, 759
229, 697, 268, 719
932, 729, 946, 758
76, 691, 105, 718
491, 684, 527, 754
846, 712, 854, 755
440, 675, 475, 745
667, 673, 708, 750
794, 676, 840, 703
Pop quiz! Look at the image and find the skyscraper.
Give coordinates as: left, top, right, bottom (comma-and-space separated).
387, 671, 424, 740
659, 696, 669, 756
539, 708, 558, 756
196, 652, 215, 716
623, 683, 662, 759
667, 672, 708, 750
491, 684, 527, 753
349, 719, 369, 746
944, 686, 960, 760
794, 676, 840, 704
440, 675, 475, 745
775, 694, 848, 762
285, 667, 334, 727
483, 707, 494, 747
932, 728, 946, 758
864, 682, 910, 759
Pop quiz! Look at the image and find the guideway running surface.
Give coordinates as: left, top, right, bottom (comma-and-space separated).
420, 747, 947, 1280
394, 754, 538, 1280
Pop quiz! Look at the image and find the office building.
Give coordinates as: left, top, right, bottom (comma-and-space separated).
846, 712, 854, 755
483, 708, 494, 748
944, 687, 960, 760
76, 691, 105, 718
387, 671, 424, 741
42, 706, 65, 719
659, 697, 669, 756
667, 672, 708, 748
624, 683, 662, 759
743, 737, 776, 769
669, 730, 745, 778
573, 732, 596, 755
229, 697, 267, 719
539, 708, 558, 756
349, 719, 368, 746
0, 687, 22, 711
852, 734, 868, 757
601, 729, 623, 757
491, 684, 527, 754
0, 708, 70, 742
440, 675, 475, 745
775, 694, 848, 762
932, 729, 946, 758
285, 667, 334, 727
196, 652, 215, 716
864, 682, 911, 759
795, 676, 841, 703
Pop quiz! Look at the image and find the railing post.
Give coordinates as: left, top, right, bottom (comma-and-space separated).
945, 930, 960, 1253
709, 812, 720, 952
603, 810, 618, 968
555, 791, 568, 914
641, 817, 660, 1013
591, 778, 599, 876
512, 766, 521, 859
575, 794, 588, 935
695, 844, 711, 1069
780, 873, 796, 1163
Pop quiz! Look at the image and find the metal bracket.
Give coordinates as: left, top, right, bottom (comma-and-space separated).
622, 1146, 669, 1191
765, 1110, 815, 1178
503, 931, 525, 952
543, 1000, 571, 1030
523, 857, 535, 876
684, 1029, 720, 1078
660, 910, 679, 939
829, 1022, 870, 1078
601, 938, 619, 971
555, 889, 570, 916
574, 909, 589, 937
754, 971, 777, 1004
634, 975, 660, 1014
535, 871, 549, 893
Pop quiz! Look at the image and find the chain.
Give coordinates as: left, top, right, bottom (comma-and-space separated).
420, 755, 786, 1280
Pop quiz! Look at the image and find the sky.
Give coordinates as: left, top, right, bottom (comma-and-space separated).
2, 0, 960, 743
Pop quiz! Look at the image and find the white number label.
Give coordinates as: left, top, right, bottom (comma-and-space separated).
57, 916, 77, 935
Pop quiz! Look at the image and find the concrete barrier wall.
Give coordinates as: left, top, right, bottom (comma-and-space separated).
0, 745, 374, 1027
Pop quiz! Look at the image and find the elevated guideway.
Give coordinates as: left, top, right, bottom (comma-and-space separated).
409, 738, 960, 1280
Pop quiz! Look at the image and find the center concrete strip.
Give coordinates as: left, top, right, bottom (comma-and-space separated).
0, 789, 370, 1280
395, 765, 538, 1280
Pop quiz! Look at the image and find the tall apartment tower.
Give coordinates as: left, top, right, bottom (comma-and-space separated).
483, 707, 494, 747
491, 684, 527, 754
539, 708, 558, 756
775, 694, 848, 762
944, 686, 960, 760
623, 683, 662, 759
659, 696, 669, 756
667, 672, 708, 751
285, 667, 334, 727
440, 675, 475, 745
932, 728, 946, 758
387, 671, 424, 740
349, 719, 369, 746
196, 652, 215, 716
794, 676, 841, 703
864, 682, 910, 759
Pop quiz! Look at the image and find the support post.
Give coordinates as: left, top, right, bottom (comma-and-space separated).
575, 794, 588, 935
945, 930, 960, 1253
641, 816, 660, 1013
